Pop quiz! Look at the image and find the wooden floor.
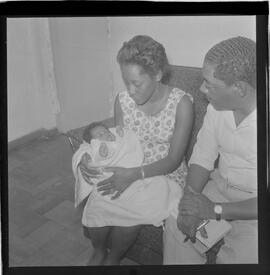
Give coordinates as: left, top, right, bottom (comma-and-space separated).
8, 133, 138, 267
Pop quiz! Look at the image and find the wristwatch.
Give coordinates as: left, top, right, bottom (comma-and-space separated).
214, 203, 223, 221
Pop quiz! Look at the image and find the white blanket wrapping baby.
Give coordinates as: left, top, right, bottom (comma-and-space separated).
73, 127, 182, 228
72, 128, 145, 207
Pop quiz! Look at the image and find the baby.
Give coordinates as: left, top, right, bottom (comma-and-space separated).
80, 122, 124, 168
72, 122, 144, 207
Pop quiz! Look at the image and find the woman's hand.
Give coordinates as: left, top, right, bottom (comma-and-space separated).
179, 192, 215, 220
79, 154, 103, 184
97, 166, 137, 199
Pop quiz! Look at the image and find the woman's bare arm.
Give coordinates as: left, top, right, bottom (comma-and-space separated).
139, 94, 194, 178
114, 94, 124, 127
98, 117, 115, 128
113, 93, 194, 178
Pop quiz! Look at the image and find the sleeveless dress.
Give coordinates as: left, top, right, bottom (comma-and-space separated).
82, 88, 193, 228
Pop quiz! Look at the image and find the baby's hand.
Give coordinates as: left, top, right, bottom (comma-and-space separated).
99, 142, 109, 158
81, 153, 92, 169
116, 125, 124, 137
79, 153, 103, 183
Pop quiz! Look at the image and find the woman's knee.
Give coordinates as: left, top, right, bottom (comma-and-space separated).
110, 225, 142, 247
112, 225, 142, 236
83, 226, 111, 240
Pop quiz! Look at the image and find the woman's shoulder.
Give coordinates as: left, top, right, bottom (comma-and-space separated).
118, 90, 133, 101
118, 90, 127, 100
117, 91, 136, 111
117, 91, 130, 104
170, 87, 194, 104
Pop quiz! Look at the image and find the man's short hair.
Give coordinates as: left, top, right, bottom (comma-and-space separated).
204, 36, 256, 89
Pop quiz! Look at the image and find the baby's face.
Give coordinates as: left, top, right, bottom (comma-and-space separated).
91, 126, 116, 142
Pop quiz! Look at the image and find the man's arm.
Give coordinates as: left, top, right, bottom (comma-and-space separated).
180, 191, 257, 220
219, 198, 257, 220
185, 105, 219, 192
177, 105, 219, 240
185, 164, 210, 193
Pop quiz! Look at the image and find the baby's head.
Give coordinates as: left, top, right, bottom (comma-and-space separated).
83, 122, 116, 143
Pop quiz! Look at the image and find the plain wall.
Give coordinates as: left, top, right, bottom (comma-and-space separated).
8, 16, 256, 142
7, 19, 57, 142
108, 16, 256, 99
49, 17, 113, 132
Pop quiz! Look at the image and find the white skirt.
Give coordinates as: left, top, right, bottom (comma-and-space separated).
82, 175, 183, 228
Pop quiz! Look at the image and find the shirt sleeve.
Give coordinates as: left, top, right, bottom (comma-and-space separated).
188, 104, 219, 171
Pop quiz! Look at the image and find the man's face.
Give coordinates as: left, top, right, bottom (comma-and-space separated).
200, 61, 238, 111
91, 126, 116, 142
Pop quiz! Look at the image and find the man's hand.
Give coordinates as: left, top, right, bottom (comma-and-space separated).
177, 214, 206, 243
179, 192, 215, 220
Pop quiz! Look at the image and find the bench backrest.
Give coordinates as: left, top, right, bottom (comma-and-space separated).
166, 65, 208, 162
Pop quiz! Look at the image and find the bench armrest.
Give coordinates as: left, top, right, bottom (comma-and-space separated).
63, 125, 88, 152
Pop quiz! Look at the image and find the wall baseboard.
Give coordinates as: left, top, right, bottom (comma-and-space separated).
8, 128, 59, 152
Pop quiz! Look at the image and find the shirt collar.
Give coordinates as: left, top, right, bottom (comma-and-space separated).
236, 108, 257, 129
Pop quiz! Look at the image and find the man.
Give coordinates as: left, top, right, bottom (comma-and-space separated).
163, 36, 257, 264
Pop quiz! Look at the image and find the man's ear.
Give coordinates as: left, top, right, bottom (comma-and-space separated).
155, 70, 163, 82
233, 81, 247, 97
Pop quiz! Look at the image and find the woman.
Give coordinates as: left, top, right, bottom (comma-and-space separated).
79, 35, 194, 265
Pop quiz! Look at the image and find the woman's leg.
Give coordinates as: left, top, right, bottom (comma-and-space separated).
85, 226, 111, 265
103, 225, 142, 265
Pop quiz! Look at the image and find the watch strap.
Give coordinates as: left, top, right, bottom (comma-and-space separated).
216, 212, 221, 221
215, 203, 222, 221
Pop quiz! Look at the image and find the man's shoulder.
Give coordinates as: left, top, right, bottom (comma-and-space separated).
205, 104, 220, 122
206, 103, 217, 114
206, 104, 229, 120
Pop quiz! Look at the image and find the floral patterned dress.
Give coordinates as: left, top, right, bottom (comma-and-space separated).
82, 88, 192, 228
120, 88, 192, 187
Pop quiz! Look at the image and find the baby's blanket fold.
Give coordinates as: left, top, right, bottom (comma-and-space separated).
72, 128, 144, 207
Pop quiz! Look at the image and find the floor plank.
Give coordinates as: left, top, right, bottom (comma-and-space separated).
8, 135, 141, 267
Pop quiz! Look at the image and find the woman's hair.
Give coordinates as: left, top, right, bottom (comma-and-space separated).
82, 121, 107, 142
204, 36, 256, 89
117, 35, 170, 82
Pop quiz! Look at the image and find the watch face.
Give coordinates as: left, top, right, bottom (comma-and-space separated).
214, 204, 222, 214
